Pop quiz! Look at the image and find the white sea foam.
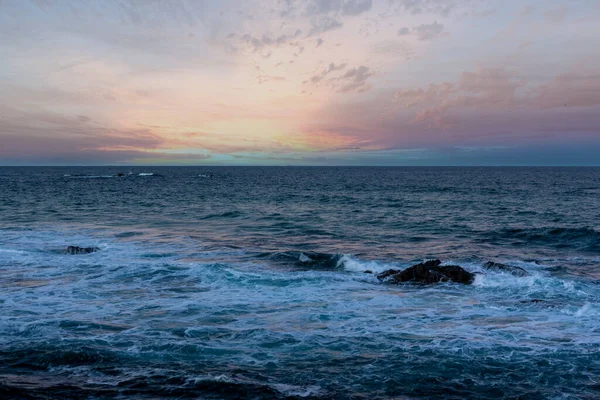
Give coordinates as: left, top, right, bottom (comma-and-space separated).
2, 226, 600, 399
573, 302, 599, 317
272, 383, 325, 397
0, 248, 26, 254
338, 254, 398, 273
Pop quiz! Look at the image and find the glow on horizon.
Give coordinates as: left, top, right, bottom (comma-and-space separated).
1, 0, 599, 166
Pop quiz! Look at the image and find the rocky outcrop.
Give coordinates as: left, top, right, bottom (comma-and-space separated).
482, 261, 528, 277
377, 259, 475, 285
65, 246, 100, 255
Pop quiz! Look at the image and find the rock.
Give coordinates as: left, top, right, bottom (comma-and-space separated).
376, 268, 403, 280
65, 246, 99, 255
363, 270, 373, 274
483, 261, 528, 277
437, 265, 477, 284
377, 259, 475, 285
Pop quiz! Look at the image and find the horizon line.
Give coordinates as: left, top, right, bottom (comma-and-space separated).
2, 165, 600, 168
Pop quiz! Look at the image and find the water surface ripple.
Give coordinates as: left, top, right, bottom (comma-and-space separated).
1, 167, 599, 399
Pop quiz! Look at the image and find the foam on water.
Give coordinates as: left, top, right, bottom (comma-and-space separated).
1, 226, 599, 399
1, 167, 600, 398
338, 254, 399, 274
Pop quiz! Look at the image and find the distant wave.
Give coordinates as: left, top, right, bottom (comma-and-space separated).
62, 173, 160, 179
481, 227, 600, 252
259, 251, 344, 270
64, 175, 115, 179
200, 211, 245, 220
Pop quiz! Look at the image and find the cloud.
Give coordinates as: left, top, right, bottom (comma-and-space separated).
533, 74, 600, 109
470, 8, 496, 18
0, 104, 163, 147
304, 63, 375, 93
341, 0, 372, 16
237, 29, 303, 51
308, 16, 344, 36
392, 67, 525, 126
306, 62, 348, 84
397, 27, 410, 36
0, 111, 166, 165
396, 21, 445, 40
390, 67, 600, 130
519, 5, 536, 17
304, 0, 372, 16
371, 40, 413, 59
544, 5, 568, 23
257, 74, 286, 84
413, 21, 444, 40
336, 65, 374, 92
391, 0, 456, 17
306, 0, 343, 15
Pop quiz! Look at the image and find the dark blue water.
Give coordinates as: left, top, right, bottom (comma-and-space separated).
1, 167, 599, 399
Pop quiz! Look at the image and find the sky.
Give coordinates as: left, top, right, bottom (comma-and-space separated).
1, 0, 599, 166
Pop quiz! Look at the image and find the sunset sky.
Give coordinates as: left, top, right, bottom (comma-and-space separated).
1, 0, 599, 165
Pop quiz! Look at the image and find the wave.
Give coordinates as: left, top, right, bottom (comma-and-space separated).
260, 251, 410, 274
61, 173, 160, 179
260, 251, 344, 270
200, 211, 245, 220
0, 374, 319, 400
65, 175, 115, 179
0, 343, 323, 399
480, 227, 600, 252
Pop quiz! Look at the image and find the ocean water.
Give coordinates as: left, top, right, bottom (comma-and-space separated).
0, 166, 599, 399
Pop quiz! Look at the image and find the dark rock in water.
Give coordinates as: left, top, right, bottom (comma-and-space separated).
376, 268, 403, 280
377, 259, 475, 285
363, 270, 373, 274
65, 246, 100, 255
521, 299, 545, 303
437, 265, 476, 284
483, 261, 528, 277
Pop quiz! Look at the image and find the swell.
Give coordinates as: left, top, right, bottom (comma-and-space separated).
257, 251, 344, 270
0, 377, 287, 400
1, 342, 599, 399
0, 346, 288, 399
479, 226, 600, 252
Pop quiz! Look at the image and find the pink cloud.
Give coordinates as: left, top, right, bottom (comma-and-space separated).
533, 74, 600, 109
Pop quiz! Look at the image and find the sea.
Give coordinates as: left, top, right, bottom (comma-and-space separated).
0, 166, 599, 399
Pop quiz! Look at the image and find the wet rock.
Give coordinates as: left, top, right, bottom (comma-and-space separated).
483, 261, 528, 277
376, 268, 403, 280
437, 265, 477, 284
363, 270, 373, 274
65, 246, 100, 255
377, 259, 475, 285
